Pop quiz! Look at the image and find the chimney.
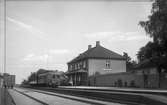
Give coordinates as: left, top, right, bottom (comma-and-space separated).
96, 41, 100, 47
88, 45, 92, 50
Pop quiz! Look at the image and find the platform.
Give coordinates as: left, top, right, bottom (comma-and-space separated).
0, 87, 15, 105
15, 87, 124, 105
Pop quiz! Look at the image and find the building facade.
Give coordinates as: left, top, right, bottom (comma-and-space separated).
67, 41, 126, 86
91, 59, 167, 89
0, 74, 3, 87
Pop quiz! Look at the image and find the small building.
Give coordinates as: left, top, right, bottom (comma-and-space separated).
66, 41, 126, 86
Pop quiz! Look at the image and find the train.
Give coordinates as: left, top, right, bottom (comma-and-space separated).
29, 71, 69, 87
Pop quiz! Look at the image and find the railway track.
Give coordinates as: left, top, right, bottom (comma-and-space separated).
58, 86, 167, 96
22, 86, 167, 105
13, 89, 49, 105
12, 87, 127, 105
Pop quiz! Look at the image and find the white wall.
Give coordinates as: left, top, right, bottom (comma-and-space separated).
88, 59, 126, 76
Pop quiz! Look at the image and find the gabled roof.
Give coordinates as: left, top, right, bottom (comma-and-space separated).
68, 44, 125, 64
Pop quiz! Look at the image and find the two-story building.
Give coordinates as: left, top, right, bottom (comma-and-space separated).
67, 41, 126, 86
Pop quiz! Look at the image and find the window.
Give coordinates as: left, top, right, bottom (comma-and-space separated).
57, 75, 60, 78
78, 63, 80, 69
69, 65, 71, 70
83, 61, 86, 68
106, 60, 111, 69
79, 62, 82, 68
52, 75, 55, 79
75, 64, 77, 69
70, 65, 72, 71
72, 64, 74, 69
68, 65, 73, 71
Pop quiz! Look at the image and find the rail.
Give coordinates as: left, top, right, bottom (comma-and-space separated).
23, 86, 167, 105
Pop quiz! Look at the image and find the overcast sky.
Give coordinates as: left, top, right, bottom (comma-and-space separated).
0, 1, 152, 84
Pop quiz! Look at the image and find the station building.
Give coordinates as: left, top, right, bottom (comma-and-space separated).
66, 41, 126, 86
66, 41, 167, 88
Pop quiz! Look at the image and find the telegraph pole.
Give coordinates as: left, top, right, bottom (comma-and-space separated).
3, 0, 7, 105
4, 0, 6, 76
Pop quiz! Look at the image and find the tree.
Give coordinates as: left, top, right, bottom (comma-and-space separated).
27, 72, 36, 83
139, 0, 167, 57
139, 0, 167, 88
137, 41, 161, 62
123, 52, 137, 72
139, 0, 167, 66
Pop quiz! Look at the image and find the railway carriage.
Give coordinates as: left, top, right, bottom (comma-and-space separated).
37, 71, 68, 87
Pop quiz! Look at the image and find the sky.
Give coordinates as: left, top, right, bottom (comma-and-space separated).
0, 1, 153, 84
